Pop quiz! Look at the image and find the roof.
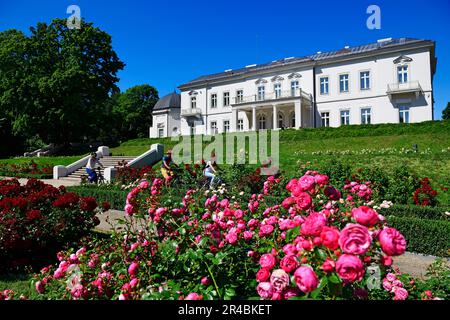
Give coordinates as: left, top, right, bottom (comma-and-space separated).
153, 92, 181, 111
179, 38, 434, 89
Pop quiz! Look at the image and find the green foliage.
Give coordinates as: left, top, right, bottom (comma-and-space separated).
387, 216, 450, 257
0, 18, 125, 147
112, 85, 159, 141
67, 185, 127, 211
380, 204, 450, 221
442, 103, 450, 120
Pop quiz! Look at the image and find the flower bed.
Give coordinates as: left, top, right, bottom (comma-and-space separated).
0, 161, 53, 179
28, 171, 447, 300
0, 179, 102, 271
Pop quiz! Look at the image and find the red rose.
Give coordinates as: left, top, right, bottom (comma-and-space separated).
320, 226, 340, 250
256, 268, 271, 282
280, 255, 298, 273
301, 212, 326, 236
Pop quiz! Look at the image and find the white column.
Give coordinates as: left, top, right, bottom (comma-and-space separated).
272, 105, 278, 130
295, 100, 302, 129
231, 108, 238, 133
252, 107, 257, 131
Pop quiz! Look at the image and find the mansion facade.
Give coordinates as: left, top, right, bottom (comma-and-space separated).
150, 37, 436, 137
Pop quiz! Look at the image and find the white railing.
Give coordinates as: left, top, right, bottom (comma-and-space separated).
387, 81, 422, 93
233, 88, 302, 105
181, 108, 202, 116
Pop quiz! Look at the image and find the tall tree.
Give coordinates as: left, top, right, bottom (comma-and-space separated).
443, 102, 450, 120
113, 84, 159, 140
0, 18, 125, 146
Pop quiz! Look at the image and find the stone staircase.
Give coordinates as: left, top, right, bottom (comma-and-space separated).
60, 156, 136, 182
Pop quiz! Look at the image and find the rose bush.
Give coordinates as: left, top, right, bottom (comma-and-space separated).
0, 178, 101, 271
24, 168, 445, 300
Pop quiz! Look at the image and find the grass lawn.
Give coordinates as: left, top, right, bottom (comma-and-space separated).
0, 156, 81, 167
0, 273, 35, 298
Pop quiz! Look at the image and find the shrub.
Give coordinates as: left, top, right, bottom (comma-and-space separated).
0, 179, 102, 271
0, 161, 53, 179
67, 186, 127, 211
386, 216, 450, 257
413, 178, 438, 206
379, 204, 449, 221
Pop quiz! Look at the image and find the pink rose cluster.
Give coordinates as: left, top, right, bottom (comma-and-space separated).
125, 178, 163, 216
344, 181, 373, 202
382, 273, 409, 300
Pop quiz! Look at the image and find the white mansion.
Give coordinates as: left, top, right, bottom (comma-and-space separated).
150, 37, 436, 137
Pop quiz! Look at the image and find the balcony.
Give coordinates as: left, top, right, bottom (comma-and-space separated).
387, 81, 423, 99
233, 88, 304, 105
181, 108, 202, 117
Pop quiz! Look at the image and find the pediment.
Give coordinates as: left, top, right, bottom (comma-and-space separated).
271, 75, 284, 82
255, 78, 268, 84
188, 90, 198, 96
394, 55, 413, 64
288, 72, 302, 79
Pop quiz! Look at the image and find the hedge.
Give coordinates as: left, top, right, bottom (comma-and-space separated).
386, 216, 450, 257
67, 186, 127, 210
380, 205, 450, 221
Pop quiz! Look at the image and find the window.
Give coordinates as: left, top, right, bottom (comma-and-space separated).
190, 96, 197, 109
158, 128, 164, 138
361, 108, 371, 125
278, 112, 284, 128
223, 92, 230, 107
257, 86, 265, 101
211, 121, 218, 134
211, 94, 217, 108
236, 90, 243, 103
320, 77, 329, 95
360, 71, 371, 90
223, 120, 230, 133
258, 115, 266, 130
340, 110, 350, 126
274, 83, 282, 99
291, 81, 299, 96
397, 65, 408, 84
399, 105, 410, 123
237, 119, 244, 131
321, 112, 330, 127
339, 74, 349, 93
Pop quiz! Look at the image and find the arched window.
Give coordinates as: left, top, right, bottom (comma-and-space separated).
258, 115, 266, 130
278, 112, 285, 128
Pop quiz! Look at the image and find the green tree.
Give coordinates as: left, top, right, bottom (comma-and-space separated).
0, 18, 125, 147
113, 84, 159, 140
443, 102, 450, 120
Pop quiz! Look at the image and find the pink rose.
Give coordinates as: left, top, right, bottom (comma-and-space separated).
282, 244, 298, 256
299, 175, 315, 191
320, 226, 340, 250
286, 179, 298, 192
139, 180, 149, 189
283, 287, 299, 300
243, 231, 253, 240
124, 204, 134, 216
352, 206, 379, 227
35, 281, 45, 294
201, 277, 210, 286
259, 224, 274, 237
386, 273, 397, 282
257, 282, 273, 300
314, 174, 329, 186
336, 254, 365, 283
256, 268, 271, 282
293, 266, 319, 293
130, 278, 139, 287
321, 258, 335, 273
378, 228, 407, 256
280, 255, 298, 273
381, 255, 393, 266
282, 197, 296, 210
185, 292, 203, 300
382, 278, 393, 291
295, 192, 312, 210
259, 254, 276, 270
270, 269, 290, 292
220, 199, 229, 208
393, 287, 408, 300
301, 212, 326, 236
339, 223, 372, 255
128, 262, 139, 276
225, 231, 238, 245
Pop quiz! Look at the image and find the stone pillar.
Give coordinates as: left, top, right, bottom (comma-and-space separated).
98, 146, 110, 157
252, 107, 257, 131
295, 100, 302, 129
231, 108, 238, 132
272, 105, 278, 130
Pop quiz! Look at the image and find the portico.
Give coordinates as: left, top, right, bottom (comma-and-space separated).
230, 88, 314, 131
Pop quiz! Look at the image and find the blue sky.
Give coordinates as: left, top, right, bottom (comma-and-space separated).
0, 0, 449, 119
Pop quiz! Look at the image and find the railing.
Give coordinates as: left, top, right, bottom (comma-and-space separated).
181, 107, 202, 116
387, 81, 422, 94
233, 88, 302, 105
